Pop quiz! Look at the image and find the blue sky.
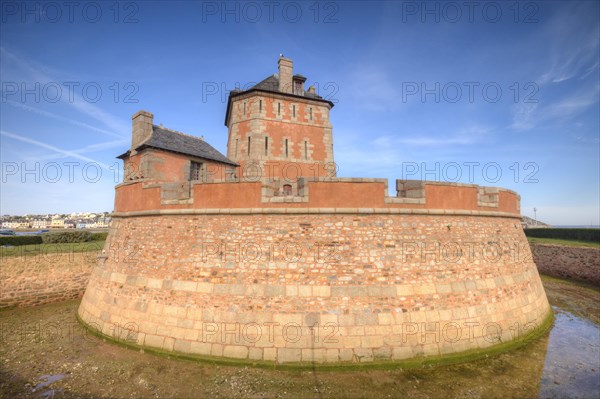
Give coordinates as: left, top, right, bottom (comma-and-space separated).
1, 0, 598, 225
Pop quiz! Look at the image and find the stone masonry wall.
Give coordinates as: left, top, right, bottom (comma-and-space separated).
78, 212, 550, 364
1, 251, 97, 308
531, 243, 600, 286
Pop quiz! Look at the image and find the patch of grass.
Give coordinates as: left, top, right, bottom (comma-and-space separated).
0, 241, 106, 258
540, 274, 600, 293
527, 237, 600, 249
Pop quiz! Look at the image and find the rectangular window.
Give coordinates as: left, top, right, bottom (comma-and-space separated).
309, 108, 313, 120
285, 139, 288, 158
243, 102, 246, 114
190, 161, 202, 181
292, 105, 296, 117
277, 102, 281, 115
265, 136, 268, 156
304, 141, 308, 160
259, 99, 262, 111
248, 136, 251, 156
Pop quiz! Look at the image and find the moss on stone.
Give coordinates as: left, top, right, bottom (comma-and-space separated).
76, 308, 554, 372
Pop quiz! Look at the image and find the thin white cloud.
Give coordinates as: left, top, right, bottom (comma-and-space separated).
510, 85, 599, 131
0, 47, 129, 135
536, 4, 599, 85
4, 100, 125, 138
28, 139, 128, 162
394, 125, 490, 146
1, 130, 111, 170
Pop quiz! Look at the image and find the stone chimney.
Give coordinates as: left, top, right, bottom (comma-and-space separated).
131, 110, 154, 150
278, 56, 293, 94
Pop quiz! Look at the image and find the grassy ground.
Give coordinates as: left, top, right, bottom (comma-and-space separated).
527, 237, 600, 248
0, 241, 106, 258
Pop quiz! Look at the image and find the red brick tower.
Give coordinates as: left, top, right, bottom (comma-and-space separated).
225, 56, 335, 183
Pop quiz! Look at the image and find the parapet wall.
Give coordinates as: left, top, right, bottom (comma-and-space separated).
114, 178, 520, 215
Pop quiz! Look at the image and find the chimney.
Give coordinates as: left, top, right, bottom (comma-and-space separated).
131, 110, 154, 150
278, 55, 293, 94
307, 85, 316, 95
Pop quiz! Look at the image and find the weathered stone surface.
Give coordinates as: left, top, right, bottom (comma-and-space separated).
75, 213, 551, 364
0, 252, 95, 308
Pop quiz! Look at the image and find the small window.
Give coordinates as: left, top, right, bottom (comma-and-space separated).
247, 136, 251, 156
292, 105, 296, 117
265, 136, 268, 156
190, 161, 202, 181
283, 184, 292, 196
304, 141, 308, 160
309, 108, 313, 120
259, 99, 262, 111
243, 102, 246, 114
277, 102, 281, 115
285, 139, 288, 158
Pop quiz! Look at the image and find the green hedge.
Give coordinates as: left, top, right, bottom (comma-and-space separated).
0, 235, 43, 246
91, 232, 108, 241
42, 231, 93, 244
524, 228, 600, 243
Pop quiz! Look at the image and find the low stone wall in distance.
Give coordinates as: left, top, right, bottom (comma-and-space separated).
0, 251, 97, 308
531, 244, 600, 286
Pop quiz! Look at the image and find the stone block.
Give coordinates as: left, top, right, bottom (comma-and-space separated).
223, 345, 249, 359
354, 348, 374, 362
248, 347, 263, 360
277, 348, 302, 363
190, 341, 212, 355
263, 348, 277, 361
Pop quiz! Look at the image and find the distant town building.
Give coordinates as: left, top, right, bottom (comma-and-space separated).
50, 219, 65, 228
31, 219, 49, 229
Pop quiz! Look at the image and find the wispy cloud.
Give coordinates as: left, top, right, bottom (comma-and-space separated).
1, 130, 111, 169
392, 125, 490, 147
510, 84, 599, 131
0, 47, 129, 135
27, 139, 128, 162
4, 100, 125, 139
537, 3, 599, 85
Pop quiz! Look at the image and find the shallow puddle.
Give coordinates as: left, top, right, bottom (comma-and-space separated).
539, 309, 600, 399
32, 374, 67, 398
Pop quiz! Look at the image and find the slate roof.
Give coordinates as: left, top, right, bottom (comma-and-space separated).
118, 125, 237, 166
253, 74, 279, 92
225, 73, 333, 125
250, 74, 323, 100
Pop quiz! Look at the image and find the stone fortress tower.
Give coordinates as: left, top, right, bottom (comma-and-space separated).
78, 57, 551, 364
225, 56, 335, 192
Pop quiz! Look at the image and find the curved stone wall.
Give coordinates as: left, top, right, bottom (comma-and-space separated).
78, 209, 551, 364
